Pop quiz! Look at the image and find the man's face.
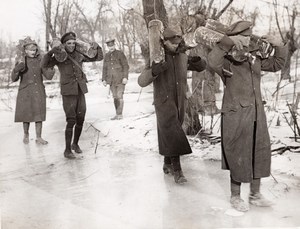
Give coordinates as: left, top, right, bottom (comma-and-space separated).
107, 43, 116, 52
24, 44, 37, 57
64, 39, 76, 53
164, 35, 182, 52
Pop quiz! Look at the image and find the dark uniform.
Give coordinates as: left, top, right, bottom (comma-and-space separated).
138, 26, 206, 184
41, 32, 103, 158
102, 39, 129, 119
208, 21, 287, 211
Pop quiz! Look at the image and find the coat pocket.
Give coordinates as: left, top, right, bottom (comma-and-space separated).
221, 104, 239, 113
239, 99, 253, 107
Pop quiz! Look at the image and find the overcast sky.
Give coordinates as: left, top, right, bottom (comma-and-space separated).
0, 0, 295, 44
0, 0, 44, 42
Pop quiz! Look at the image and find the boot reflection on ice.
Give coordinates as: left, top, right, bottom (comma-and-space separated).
249, 193, 273, 207
23, 134, 29, 144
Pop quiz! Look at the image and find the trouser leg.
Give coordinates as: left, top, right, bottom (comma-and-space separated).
250, 178, 261, 194
230, 176, 241, 197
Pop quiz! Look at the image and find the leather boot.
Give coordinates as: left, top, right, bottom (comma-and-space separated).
116, 99, 124, 116
35, 122, 48, 145
71, 143, 83, 154
163, 163, 174, 175
174, 170, 187, 184
72, 125, 83, 153
171, 156, 187, 184
64, 149, 76, 159
64, 128, 76, 159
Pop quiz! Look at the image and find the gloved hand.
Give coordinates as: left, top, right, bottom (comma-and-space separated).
90, 41, 99, 49
14, 62, 26, 73
122, 78, 128, 85
261, 35, 284, 46
151, 61, 168, 76
102, 80, 107, 87
188, 56, 202, 63
229, 35, 250, 50
48, 46, 61, 55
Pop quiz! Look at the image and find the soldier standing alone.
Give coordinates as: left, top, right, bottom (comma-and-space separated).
102, 38, 129, 120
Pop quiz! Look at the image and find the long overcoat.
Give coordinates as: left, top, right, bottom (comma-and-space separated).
138, 49, 206, 157
208, 36, 287, 182
11, 56, 55, 122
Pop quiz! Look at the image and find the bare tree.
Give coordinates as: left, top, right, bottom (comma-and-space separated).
42, 0, 75, 50
73, 0, 110, 42
279, 5, 299, 81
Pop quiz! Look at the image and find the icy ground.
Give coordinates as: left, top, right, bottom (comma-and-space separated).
0, 66, 300, 229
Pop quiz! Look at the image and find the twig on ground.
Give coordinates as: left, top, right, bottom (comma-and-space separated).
94, 131, 100, 154
133, 111, 155, 120
271, 145, 300, 155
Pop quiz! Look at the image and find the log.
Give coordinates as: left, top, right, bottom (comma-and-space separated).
50, 38, 67, 62
148, 19, 165, 65
75, 39, 98, 58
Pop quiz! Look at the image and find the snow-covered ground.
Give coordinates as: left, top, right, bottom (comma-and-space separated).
1, 64, 300, 228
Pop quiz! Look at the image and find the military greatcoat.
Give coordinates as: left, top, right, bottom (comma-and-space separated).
208, 36, 287, 182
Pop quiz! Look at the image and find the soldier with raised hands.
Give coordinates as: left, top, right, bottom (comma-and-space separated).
11, 37, 55, 145
208, 21, 288, 212
41, 32, 103, 159
138, 25, 206, 184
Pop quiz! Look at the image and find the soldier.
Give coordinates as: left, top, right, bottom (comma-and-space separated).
208, 21, 288, 211
138, 26, 206, 184
41, 32, 103, 159
102, 38, 129, 120
11, 37, 55, 145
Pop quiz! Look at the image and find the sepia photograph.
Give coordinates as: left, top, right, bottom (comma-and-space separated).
0, 0, 299, 228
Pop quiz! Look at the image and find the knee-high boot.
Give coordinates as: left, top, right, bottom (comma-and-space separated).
171, 156, 187, 184
117, 99, 124, 116
64, 127, 76, 159
71, 125, 83, 153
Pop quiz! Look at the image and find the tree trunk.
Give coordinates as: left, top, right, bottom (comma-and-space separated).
142, 0, 168, 28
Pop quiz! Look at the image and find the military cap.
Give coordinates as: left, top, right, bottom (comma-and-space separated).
105, 38, 115, 46
22, 36, 37, 48
226, 21, 253, 36
61, 32, 76, 43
